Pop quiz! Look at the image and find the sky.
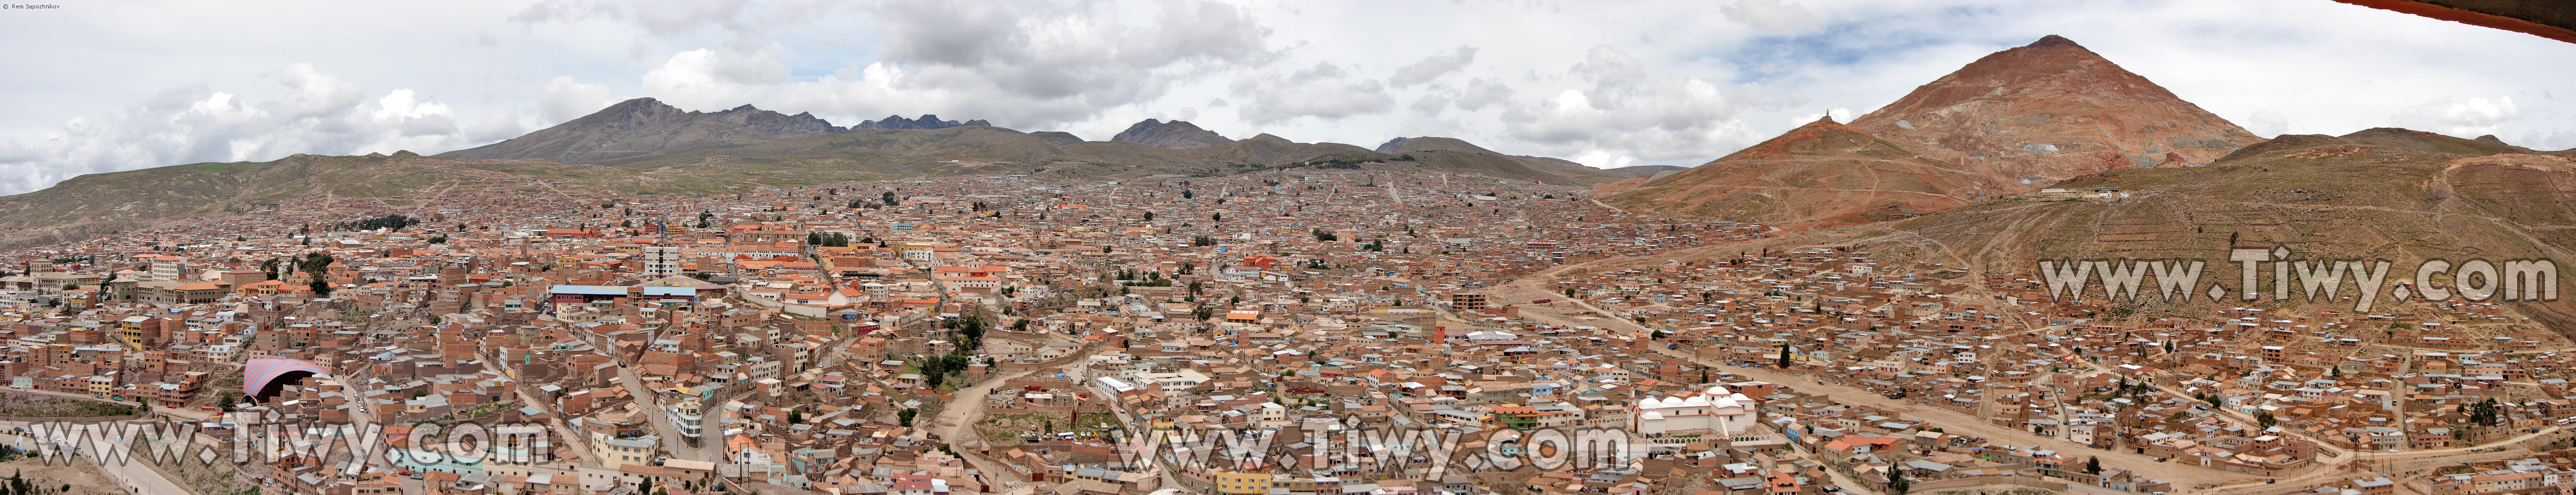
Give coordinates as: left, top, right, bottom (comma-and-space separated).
0, 0, 2571, 196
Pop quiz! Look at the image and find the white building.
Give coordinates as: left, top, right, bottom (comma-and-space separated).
641, 246, 682, 277
1636, 385, 1758, 436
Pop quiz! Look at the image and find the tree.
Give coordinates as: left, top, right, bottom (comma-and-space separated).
1888, 466, 1911, 494
787, 408, 803, 424
2084, 456, 2102, 475
2254, 410, 2277, 428
883, 191, 898, 204
1776, 343, 1793, 368
638, 477, 655, 495
1212, 212, 1222, 221
1143, 212, 1155, 222
899, 408, 918, 427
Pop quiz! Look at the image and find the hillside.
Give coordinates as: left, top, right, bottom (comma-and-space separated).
0, 152, 632, 249
1829, 127, 2576, 326
1604, 118, 1989, 226
439, 98, 845, 165
1599, 165, 1688, 178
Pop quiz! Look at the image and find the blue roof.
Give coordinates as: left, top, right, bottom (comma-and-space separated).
639, 286, 697, 297
549, 285, 629, 295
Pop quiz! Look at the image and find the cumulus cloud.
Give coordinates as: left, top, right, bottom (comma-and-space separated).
1388, 46, 1478, 88
1498, 47, 1783, 167
0, 63, 490, 195
1231, 62, 1396, 124
2392, 96, 2520, 139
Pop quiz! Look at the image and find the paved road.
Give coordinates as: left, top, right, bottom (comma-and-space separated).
618, 365, 725, 462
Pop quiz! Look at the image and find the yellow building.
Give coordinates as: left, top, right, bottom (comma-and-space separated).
1214, 471, 1272, 495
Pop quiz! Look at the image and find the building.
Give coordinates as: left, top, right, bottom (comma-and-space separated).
1636, 385, 1759, 436
641, 246, 683, 277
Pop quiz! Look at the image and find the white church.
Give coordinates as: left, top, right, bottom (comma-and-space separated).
1635, 385, 1759, 436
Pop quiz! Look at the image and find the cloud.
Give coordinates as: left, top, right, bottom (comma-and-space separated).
2391, 96, 2520, 139
538, 76, 618, 125
2242, 110, 2290, 138
1231, 62, 1396, 124
1719, 0, 1821, 34
0, 63, 490, 195
1497, 47, 1783, 167
633, 0, 1273, 129
1388, 46, 1477, 88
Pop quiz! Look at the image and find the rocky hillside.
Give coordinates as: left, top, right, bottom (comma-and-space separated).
1850, 35, 2261, 182
1828, 127, 2576, 326
439, 98, 846, 165
1111, 119, 1235, 149
1604, 117, 1988, 226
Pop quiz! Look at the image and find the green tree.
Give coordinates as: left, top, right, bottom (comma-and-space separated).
1776, 343, 1793, 368
2084, 456, 2101, 475
899, 408, 918, 427
1889, 466, 1911, 494
2254, 410, 2277, 428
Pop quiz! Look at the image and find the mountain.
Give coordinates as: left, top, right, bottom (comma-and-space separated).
1604, 117, 1989, 226
1611, 35, 2258, 226
1826, 126, 2576, 328
1111, 119, 1235, 149
1374, 137, 1623, 186
0, 100, 1633, 247
852, 114, 991, 130
1849, 35, 2261, 181
1175, 134, 1379, 167
439, 98, 845, 165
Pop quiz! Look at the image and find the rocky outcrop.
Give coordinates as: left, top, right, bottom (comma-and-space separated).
1111, 119, 1234, 149
853, 114, 990, 130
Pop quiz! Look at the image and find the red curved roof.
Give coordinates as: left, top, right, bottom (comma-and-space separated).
244, 358, 333, 397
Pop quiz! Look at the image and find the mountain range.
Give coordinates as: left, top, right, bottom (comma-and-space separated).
0, 98, 1631, 249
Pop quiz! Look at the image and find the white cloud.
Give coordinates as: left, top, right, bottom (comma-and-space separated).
1388, 46, 1477, 88
538, 76, 617, 125
1720, 0, 1821, 33
2391, 96, 2520, 139
0, 63, 490, 194
1232, 62, 1396, 124
1497, 47, 1783, 167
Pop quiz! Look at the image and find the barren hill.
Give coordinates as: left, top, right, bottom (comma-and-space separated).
439, 98, 846, 165
1613, 35, 2261, 227
1830, 127, 2576, 326
1111, 119, 1234, 149
1850, 35, 2261, 182
1604, 117, 1988, 226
